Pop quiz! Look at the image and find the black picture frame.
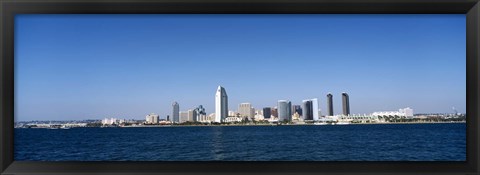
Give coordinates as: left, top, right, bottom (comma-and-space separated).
1, 0, 479, 174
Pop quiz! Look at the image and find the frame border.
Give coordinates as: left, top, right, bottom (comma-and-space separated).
1, 0, 479, 175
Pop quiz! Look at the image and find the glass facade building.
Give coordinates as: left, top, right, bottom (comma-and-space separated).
278, 100, 292, 121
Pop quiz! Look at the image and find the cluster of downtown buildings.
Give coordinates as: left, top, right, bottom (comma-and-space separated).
144, 86, 363, 124
212, 86, 353, 123
15, 86, 466, 129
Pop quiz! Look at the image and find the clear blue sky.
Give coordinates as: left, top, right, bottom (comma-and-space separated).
15, 14, 466, 121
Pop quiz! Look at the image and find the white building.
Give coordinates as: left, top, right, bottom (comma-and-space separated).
207, 113, 216, 122
102, 118, 118, 125
179, 111, 189, 123
224, 116, 242, 123
215, 86, 228, 123
145, 113, 159, 124
311, 98, 319, 121
372, 107, 414, 118
188, 109, 196, 122
254, 113, 264, 121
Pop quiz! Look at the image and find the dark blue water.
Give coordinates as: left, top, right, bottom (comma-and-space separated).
15, 123, 466, 161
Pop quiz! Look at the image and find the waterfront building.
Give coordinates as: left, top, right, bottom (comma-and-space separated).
238, 103, 254, 119
208, 113, 216, 122
188, 109, 197, 122
224, 116, 242, 123
145, 113, 159, 124
179, 111, 189, 123
311, 98, 319, 120
302, 100, 313, 120
228, 111, 236, 117
263, 107, 271, 119
278, 100, 292, 121
215, 86, 228, 123
172, 102, 179, 123
254, 113, 264, 121
302, 98, 319, 121
194, 105, 206, 122
372, 107, 414, 118
342, 92, 350, 116
292, 112, 301, 121
399, 107, 414, 117
327, 93, 334, 116
102, 118, 118, 125
271, 107, 278, 118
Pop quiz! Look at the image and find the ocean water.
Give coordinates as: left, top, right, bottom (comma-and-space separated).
14, 123, 466, 161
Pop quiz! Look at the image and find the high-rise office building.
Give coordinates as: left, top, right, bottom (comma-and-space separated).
302, 98, 319, 120
263, 107, 271, 119
215, 86, 228, 123
278, 100, 292, 121
327, 93, 334, 116
179, 111, 189, 123
311, 98, 319, 120
302, 100, 313, 120
238, 103, 254, 119
188, 109, 196, 122
194, 105, 206, 122
342, 92, 350, 116
172, 101, 179, 123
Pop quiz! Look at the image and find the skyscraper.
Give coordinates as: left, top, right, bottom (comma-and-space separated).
302, 100, 313, 120
263, 107, 271, 119
188, 109, 196, 122
172, 102, 179, 123
278, 100, 292, 121
311, 98, 319, 120
194, 105, 206, 122
342, 92, 350, 116
327, 93, 334, 116
302, 98, 319, 121
215, 86, 228, 123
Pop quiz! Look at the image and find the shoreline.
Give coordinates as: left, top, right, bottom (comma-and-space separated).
16, 121, 466, 129
110, 121, 467, 127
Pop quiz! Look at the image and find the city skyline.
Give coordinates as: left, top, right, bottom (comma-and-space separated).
15, 14, 466, 121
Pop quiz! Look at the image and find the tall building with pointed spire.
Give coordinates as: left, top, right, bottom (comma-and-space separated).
172, 101, 179, 123
327, 93, 334, 116
342, 92, 350, 116
215, 86, 228, 123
